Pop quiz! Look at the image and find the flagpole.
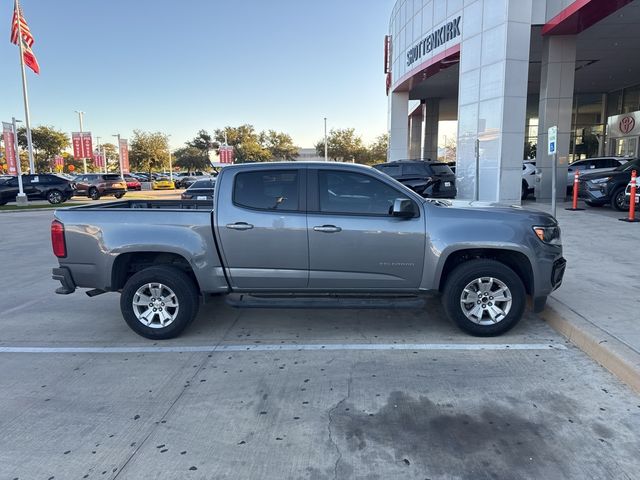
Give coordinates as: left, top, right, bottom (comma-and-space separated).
15, 0, 36, 174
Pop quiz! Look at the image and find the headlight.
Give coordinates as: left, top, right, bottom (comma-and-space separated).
590, 177, 611, 184
533, 225, 561, 245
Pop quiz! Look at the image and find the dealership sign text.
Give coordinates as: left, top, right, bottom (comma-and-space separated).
407, 16, 461, 66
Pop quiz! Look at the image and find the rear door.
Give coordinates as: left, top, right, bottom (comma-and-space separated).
74, 175, 90, 195
307, 167, 425, 290
215, 167, 309, 290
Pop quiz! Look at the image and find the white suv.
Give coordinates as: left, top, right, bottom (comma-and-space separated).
522, 161, 541, 200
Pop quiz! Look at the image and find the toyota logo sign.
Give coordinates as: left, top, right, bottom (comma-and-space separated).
619, 116, 636, 134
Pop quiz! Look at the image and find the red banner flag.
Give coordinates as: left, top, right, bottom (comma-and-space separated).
119, 138, 130, 174
94, 151, 104, 168
219, 145, 234, 164
81, 132, 93, 160
54, 155, 64, 168
72, 132, 82, 158
2, 122, 18, 175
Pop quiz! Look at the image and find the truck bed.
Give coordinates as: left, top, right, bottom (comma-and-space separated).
66, 199, 214, 210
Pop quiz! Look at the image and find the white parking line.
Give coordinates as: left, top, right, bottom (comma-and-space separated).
0, 343, 566, 354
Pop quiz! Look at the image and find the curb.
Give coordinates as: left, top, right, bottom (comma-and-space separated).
540, 297, 640, 395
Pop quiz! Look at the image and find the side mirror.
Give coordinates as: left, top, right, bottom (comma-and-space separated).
392, 198, 415, 218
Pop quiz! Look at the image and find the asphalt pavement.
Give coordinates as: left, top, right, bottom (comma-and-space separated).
1, 210, 639, 480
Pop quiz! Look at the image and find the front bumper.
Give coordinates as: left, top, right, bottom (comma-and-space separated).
578, 181, 610, 204
551, 257, 566, 291
52, 267, 76, 294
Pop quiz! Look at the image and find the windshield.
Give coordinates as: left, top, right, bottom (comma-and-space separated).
430, 164, 454, 175
190, 179, 215, 189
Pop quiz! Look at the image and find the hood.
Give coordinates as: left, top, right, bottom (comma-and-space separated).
580, 170, 621, 181
425, 199, 557, 225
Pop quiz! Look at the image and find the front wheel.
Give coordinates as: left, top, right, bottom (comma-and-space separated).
610, 187, 626, 211
89, 187, 101, 200
120, 266, 199, 339
442, 259, 526, 336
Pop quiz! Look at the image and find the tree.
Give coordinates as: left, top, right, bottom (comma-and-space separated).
524, 142, 537, 160
214, 125, 270, 163
99, 143, 119, 172
187, 130, 217, 162
17, 125, 70, 172
438, 136, 456, 163
129, 130, 169, 174
315, 128, 367, 162
365, 133, 389, 165
173, 146, 210, 172
260, 130, 299, 160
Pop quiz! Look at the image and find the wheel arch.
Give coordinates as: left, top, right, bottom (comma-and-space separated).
437, 247, 534, 296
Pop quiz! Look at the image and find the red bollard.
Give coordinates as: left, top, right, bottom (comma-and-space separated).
620, 169, 640, 223
565, 170, 584, 211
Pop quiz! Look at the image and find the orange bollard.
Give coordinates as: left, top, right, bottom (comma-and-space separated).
620, 169, 640, 223
565, 170, 584, 211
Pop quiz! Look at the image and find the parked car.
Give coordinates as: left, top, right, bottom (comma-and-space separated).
521, 161, 541, 200
73, 174, 127, 200
0, 174, 75, 205
579, 158, 640, 210
567, 157, 628, 192
181, 178, 216, 200
180, 175, 211, 189
152, 177, 176, 190
52, 162, 565, 340
124, 174, 142, 191
174, 172, 206, 188
373, 160, 456, 198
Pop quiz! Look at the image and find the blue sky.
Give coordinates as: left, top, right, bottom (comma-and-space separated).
1, 0, 393, 149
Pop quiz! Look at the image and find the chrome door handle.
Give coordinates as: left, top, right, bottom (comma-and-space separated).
313, 225, 342, 233
226, 222, 254, 230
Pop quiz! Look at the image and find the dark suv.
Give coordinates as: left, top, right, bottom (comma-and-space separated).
579, 158, 640, 210
373, 160, 457, 198
73, 174, 127, 200
0, 174, 75, 205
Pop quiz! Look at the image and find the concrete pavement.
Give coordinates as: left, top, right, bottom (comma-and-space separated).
1, 210, 639, 479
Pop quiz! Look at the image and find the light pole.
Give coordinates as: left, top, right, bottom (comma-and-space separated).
75, 110, 86, 174
167, 134, 173, 182
112, 134, 124, 181
12, 117, 28, 206
324, 117, 328, 162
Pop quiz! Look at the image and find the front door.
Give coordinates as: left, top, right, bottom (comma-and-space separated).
215, 168, 309, 290
307, 168, 426, 291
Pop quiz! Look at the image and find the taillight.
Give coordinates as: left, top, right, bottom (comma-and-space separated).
51, 220, 67, 258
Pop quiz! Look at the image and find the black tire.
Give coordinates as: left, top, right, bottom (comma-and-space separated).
442, 259, 526, 336
114, 192, 125, 199
610, 187, 626, 211
46, 189, 64, 205
120, 266, 199, 340
585, 200, 603, 207
521, 180, 529, 200
89, 187, 101, 200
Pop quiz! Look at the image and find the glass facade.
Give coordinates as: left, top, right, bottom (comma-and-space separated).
526, 84, 640, 163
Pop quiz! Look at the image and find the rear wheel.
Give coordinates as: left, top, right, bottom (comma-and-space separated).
610, 187, 626, 211
89, 187, 101, 200
442, 259, 526, 336
114, 192, 125, 199
120, 266, 199, 339
521, 180, 529, 200
47, 189, 64, 205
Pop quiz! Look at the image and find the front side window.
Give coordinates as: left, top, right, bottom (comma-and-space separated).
318, 171, 409, 216
234, 170, 299, 211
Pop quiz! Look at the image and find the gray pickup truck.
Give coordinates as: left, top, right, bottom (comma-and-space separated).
51, 162, 565, 339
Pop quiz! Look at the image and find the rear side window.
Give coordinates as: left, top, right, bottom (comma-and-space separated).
429, 164, 454, 175
402, 164, 428, 176
234, 170, 299, 211
103, 174, 121, 181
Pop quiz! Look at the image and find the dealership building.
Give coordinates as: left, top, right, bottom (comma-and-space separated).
386, 0, 640, 203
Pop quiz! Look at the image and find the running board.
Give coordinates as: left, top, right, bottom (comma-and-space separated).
225, 294, 425, 310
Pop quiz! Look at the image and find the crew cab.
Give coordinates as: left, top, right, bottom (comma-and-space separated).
51, 162, 565, 339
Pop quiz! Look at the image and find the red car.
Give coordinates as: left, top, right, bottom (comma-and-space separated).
124, 175, 142, 191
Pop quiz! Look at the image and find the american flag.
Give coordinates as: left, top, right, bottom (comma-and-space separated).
10, 1, 34, 47
10, 1, 39, 74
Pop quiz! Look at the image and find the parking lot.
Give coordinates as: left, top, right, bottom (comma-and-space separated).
1, 210, 640, 480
